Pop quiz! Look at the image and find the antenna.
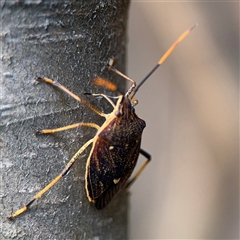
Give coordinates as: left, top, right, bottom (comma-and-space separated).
133, 24, 197, 97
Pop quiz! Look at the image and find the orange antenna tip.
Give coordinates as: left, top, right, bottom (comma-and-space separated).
92, 77, 117, 91
158, 24, 197, 65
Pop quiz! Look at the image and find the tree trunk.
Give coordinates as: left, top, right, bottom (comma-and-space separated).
1, 1, 130, 239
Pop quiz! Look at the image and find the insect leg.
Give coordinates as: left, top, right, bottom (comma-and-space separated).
107, 62, 136, 98
8, 138, 94, 220
84, 92, 122, 108
36, 122, 100, 134
36, 77, 105, 117
125, 149, 151, 189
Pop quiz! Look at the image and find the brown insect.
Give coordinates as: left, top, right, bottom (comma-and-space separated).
8, 24, 196, 220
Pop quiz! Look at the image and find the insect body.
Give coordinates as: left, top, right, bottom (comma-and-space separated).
86, 95, 146, 209
8, 24, 196, 220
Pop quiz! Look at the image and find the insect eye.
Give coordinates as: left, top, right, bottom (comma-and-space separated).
131, 98, 138, 107
114, 110, 121, 117
115, 103, 125, 117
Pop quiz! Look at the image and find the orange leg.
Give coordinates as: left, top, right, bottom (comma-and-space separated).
36, 77, 106, 117
36, 122, 100, 134
8, 138, 94, 220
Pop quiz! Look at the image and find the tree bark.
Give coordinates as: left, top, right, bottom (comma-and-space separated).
1, 1, 129, 239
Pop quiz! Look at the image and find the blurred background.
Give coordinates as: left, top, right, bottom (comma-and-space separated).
127, 2, 238, 239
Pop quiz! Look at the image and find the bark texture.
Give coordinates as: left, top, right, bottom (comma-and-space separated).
1, 1, 130, 239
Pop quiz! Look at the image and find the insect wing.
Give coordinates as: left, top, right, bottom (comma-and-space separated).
86, 134, 142, 198
94, 140, 141, 209
86, 108, 146, 206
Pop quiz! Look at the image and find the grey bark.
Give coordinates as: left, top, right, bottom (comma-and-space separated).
1, 1, 130, 239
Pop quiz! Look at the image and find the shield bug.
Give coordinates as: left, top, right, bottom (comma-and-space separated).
8, 24, 196, 220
